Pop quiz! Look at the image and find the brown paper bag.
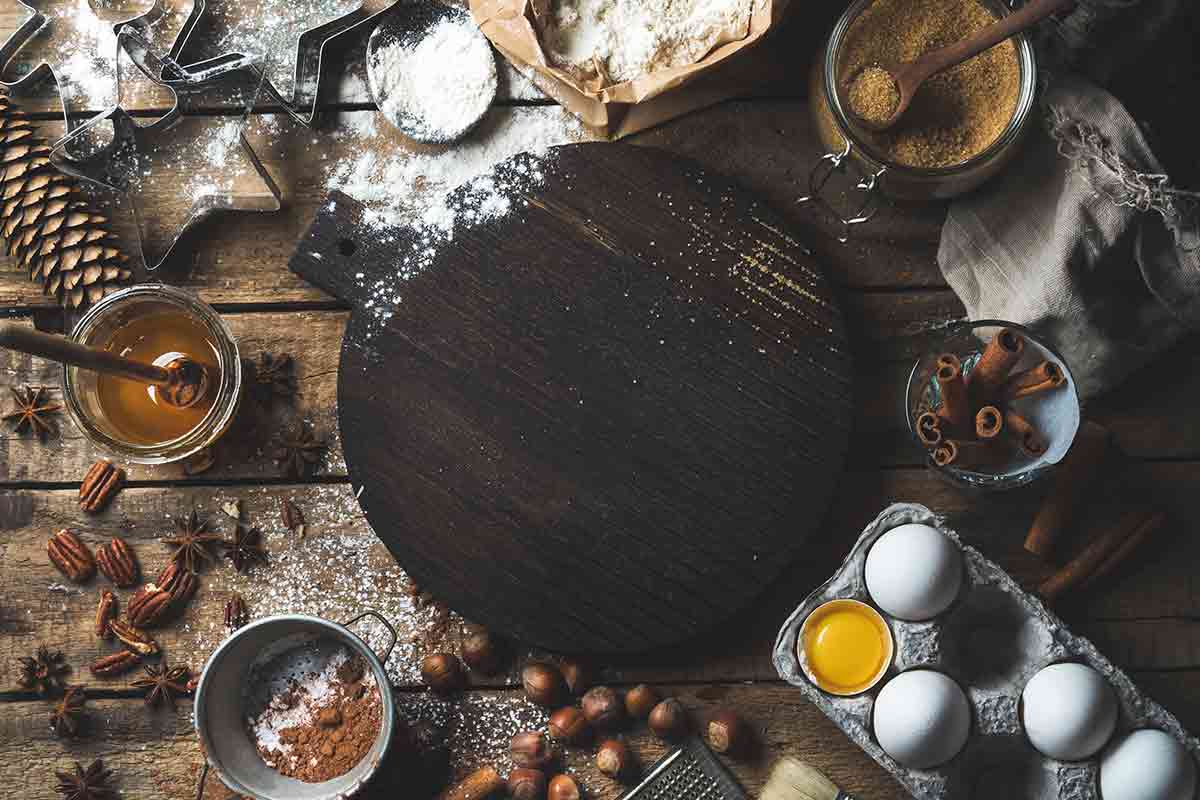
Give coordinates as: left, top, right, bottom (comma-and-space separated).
469, 0, 790, 138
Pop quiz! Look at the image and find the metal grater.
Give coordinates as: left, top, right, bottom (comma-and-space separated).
619, 736, 748, 800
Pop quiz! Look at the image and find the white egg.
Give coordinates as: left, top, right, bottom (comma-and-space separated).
1101, 729, 1197, 800
1021, 663, 1117, 760
864, 523, 963, 621
873, 670, 971, 769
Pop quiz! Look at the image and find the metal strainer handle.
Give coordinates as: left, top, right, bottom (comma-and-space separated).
342, 609, 399, 664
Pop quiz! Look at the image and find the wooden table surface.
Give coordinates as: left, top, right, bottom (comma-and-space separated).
3, 3, 1200, 798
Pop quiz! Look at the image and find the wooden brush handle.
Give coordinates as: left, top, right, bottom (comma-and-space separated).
0, 323, 171, 386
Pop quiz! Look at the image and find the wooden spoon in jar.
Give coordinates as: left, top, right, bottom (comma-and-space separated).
0, 324, 211, 409
847, 0, 1073, 132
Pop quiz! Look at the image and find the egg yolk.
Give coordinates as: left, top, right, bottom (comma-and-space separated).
802, 601, 890, 695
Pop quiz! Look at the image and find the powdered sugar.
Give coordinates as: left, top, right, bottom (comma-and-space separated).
369, 14, 497, 141
35, 0, 121, 110
544, 0, 754, 83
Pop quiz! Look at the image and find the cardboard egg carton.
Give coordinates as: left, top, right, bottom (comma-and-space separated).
772, 502, 1200, 800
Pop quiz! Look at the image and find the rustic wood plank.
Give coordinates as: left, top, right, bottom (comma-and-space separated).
3, 310, 1200, 482
5, 464, 1200, 695
0, 101, 951, 309
0, 685, 904, 800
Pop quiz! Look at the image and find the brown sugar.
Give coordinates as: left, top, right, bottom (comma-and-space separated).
848, 66, 901, 126
837, 0, 1021, 169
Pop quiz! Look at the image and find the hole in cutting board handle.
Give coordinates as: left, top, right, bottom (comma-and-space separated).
338, 238, 357, 257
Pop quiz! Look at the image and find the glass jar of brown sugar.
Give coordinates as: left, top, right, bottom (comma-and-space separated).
63, 285, 242, 464
803, 0, 1038, 232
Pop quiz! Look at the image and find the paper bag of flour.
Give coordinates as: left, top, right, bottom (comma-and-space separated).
469, 0, 789, 138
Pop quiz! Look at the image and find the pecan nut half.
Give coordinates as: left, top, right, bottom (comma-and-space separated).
95, 537, 139, 587
95, 590, 117, 638
156, 562, 198, 611
90, 650, 141, 677
47, 529, 95, 582
127, 585, 172, 627
109, 619, 159, 656
79, 459, 125, 513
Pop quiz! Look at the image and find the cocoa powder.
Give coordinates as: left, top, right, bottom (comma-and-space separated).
250, 651, 383, 783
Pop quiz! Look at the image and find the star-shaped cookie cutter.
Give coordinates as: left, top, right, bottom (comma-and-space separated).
166, 0, 399, 126
0, 0, 135, 134
49, 28, 282, 272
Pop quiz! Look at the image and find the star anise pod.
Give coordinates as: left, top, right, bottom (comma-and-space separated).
251, 352, 298, 399
273, 425, 328, 478
160, 509, 222, 574
222, 524, 267, 572
49, 684, 87, 736
55, 758, 116, 800
16, 645, 70, 695
131, 659, 190, 709
3, 385, 63, 440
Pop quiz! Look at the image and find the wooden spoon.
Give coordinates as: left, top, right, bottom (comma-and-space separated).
849, 0, 1072, 131
0, 324, 211, 409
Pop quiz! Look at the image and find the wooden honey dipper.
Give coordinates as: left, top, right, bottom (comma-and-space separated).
0, 323, 211, 409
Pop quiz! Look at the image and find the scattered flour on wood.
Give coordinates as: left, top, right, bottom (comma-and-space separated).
323, 106, 590, 332
543, 0, 755, 83
370, 14, 497, 141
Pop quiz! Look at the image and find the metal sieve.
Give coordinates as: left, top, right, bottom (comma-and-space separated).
193, 612, 397, 800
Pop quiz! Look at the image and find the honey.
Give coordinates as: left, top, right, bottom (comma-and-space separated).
95, 310, 219, 445
800, 599, 892, 696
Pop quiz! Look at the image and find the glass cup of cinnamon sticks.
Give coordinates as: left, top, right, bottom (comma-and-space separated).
905, 321, 1080, 489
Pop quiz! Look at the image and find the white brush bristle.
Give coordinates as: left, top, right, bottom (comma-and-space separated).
760, 756, 843, 800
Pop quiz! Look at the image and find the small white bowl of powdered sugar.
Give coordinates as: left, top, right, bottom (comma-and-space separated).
366, 0, 498, 144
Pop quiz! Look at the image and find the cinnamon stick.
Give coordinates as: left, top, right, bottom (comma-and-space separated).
1080, 511, 1165, 590
1023, 421, 1111, 559
1003, 410, 1047, 457
915, 411, 943, 446
968, 328, 1024, 405
438, 766, 505, 800
934, 354, 971, 433
975, 405, 1003, 439
1039, 510, 1165, 604
1001, 360, 1066, 402
934, 438, 1008, 469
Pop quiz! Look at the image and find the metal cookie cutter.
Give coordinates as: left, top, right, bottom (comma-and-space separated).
167, 0, 400, 127
49, 28, 282, 272
0, 0, 145, 136
797, 140, 886, 243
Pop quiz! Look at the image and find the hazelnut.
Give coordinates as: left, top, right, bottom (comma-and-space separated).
548, 706, 591, 744
420, 652, 464, 692
624, 684, 659, 720
507, 767, 547, 800
581, 686, 623, 729
705, 710, 746, 755
522, 662, 566, 707
559, 657, 593, 695
596, 739, 630, 779
547, 774, 581, 800
648, 698, 688, 740
461, 629, 500, 674
510, 730, 555, 770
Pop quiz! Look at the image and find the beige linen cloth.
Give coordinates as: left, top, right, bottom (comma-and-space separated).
937, 1, 1199, 401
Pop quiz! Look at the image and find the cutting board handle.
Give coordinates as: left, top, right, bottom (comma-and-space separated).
288, 191, 396, 309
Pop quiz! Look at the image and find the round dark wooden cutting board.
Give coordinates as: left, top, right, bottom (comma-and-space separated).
289, 143, 853, 653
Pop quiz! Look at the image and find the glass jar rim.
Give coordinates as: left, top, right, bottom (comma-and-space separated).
822, 0, 1039, 178
62, 284, 242, 464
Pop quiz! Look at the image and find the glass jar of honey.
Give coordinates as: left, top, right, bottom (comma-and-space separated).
63, 285, 242, 463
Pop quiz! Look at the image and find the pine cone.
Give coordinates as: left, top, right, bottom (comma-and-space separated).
0, 93, 132, 308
